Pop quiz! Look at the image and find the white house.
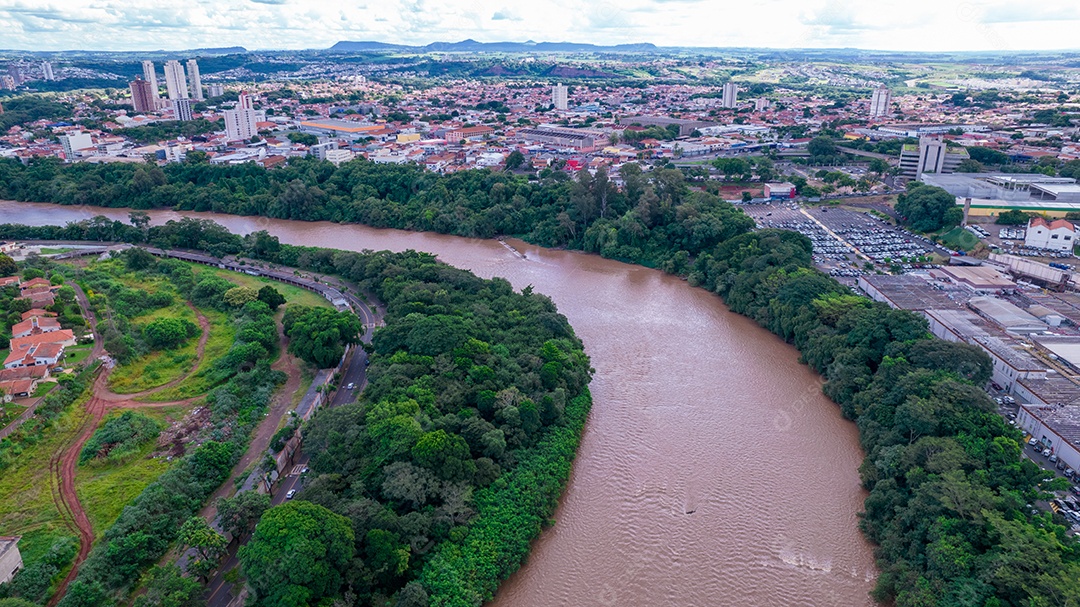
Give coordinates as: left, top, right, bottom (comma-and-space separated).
1025, 217, 1076, 252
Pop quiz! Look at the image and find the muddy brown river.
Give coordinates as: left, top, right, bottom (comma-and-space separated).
0, 201, 876, 605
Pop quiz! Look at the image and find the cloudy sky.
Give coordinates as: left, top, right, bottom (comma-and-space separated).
1, 0, 1078, 52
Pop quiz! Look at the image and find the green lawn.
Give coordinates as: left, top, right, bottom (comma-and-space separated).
75, 407, 187, 536
39, 247, 76, 255
938, 226, 982, 252
0, 396, 89, 571
63, 344, 93, 366
207, 267, 334, 309
32, 381, 57, 398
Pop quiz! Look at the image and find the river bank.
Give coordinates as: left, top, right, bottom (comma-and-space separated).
0, 200, 878, 606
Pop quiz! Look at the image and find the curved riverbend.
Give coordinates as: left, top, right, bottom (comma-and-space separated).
1, 201, 877, 606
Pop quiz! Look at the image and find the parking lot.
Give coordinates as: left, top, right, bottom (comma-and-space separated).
742, 203, 946, 280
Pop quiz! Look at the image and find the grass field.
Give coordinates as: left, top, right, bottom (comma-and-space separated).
108, 300, 202, 394
39, 247, 76, 255
939, 226, 982, 252
206, 267, 333, 309
63, 344, 93, 366
75, 406, 187, 536
32, 381, 57, 398
145, 309, 234, 402
0, 396, 89, 569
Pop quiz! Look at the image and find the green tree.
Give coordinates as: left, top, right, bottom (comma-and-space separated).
504, 150, 525, 171
223, 286, 259, 307
143, 317, 199, 349
257, 285, 286, 310
896, 183, 961, 232
133, 565, 202, 607
0, 254, 16, 277
808, 136, 837, 157
995, 209, 1032, 225
216, 491, 271, 540
239, 501, 355, 607
177, 516, 227, 580
956, 158, 984, 173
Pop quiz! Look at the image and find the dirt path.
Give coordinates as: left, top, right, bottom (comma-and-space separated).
46, 385, 108, 606
197, 314, 302, 522
98, 303, 211, 403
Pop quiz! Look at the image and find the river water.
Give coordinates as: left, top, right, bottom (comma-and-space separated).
0, 201, 876, 606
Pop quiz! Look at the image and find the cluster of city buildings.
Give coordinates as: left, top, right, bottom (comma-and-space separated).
858, 253, 1080, 476
0, 62, 1075, 191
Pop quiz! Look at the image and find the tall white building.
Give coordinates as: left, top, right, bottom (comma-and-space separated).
41, 61, 54, 81
60, 131, 93, 160
141, 60, 161, 107
186, 59, 203, 100
870, 86, 892, 117
722, 82, 738, 108
224, 92, 258, 141
754, 98, 769, 112
208, 83, 224, 98
163, 60, 188, 101
552, 83, 568, 111
173, 97, 193, 122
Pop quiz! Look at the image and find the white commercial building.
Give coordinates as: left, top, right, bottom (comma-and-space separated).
722, 82, 738, 108
186, 59, 203, 100
163, 60, 187, 101
59, 131, 93, 160
552, 83, 568, 111
324, 149, 355, 165
1025, 217, 1076, 252
869, 86, 891, 117
141, 60, 161, 107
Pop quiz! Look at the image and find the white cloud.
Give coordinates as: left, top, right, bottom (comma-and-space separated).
0, 0, 1077, 51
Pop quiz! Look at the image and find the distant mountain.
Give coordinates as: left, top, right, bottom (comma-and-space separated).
327, 40, 659, 53
185, 47, 247, 55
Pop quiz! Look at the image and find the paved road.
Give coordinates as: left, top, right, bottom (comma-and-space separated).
202, 290, 380, 607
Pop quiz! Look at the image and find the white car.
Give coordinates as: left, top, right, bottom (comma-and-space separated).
285, 489, 296, 500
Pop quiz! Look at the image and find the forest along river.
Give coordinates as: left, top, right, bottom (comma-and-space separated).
0, 201, 876, 606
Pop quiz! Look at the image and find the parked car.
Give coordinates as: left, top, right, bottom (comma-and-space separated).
1057, 460, 1067, 470
1043, 449, 1053, 457
1072, 485, 1080, 496
1051, 455, 1060, 464
991, 382, 1003, 391
1029, 438, 1039, 446
285, 489, 296, 500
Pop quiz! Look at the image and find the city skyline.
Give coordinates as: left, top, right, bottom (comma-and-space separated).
2, 0, 1080, 53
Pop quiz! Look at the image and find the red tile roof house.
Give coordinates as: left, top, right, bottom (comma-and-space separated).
20, 309, 56, 320
0, 366, 50, 382
3, 330, 75, 369
19, 277, 55, 293
0, 378, 38, 400
0, 276, 20, 288
11, 315, 62, 338
25, 291, 55, 308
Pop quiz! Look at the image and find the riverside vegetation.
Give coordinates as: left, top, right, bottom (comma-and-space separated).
0, 154, 1077, 605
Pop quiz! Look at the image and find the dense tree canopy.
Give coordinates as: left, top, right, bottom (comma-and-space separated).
896, 182, 962, 232
282, 305, 363, 368
0, 156, 754, 271
238, 501, 355, 607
